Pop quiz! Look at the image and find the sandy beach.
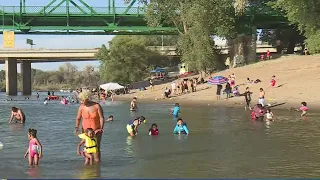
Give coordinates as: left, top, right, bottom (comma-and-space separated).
116, 55, 320, 109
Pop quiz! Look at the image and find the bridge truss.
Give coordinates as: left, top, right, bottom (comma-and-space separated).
0, 0, 288, 35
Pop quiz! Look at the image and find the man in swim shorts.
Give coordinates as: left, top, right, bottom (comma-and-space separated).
8, 106, 26, 124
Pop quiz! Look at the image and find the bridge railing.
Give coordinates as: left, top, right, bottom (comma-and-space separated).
0, 6, 145, 15
0, 5, 283, 16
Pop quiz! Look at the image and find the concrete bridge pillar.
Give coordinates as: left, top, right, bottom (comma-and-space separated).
5, 58, 17, 96
21, 61, 32, 95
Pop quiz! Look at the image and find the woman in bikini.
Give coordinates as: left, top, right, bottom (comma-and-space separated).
75, 91, 105, 161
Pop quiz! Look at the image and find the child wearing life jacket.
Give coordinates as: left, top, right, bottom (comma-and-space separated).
297, 102, 308, 117
149, 123, 159, 136
77, 128, 103, 165
24, 128, 43, 165
173, 118, 189, 135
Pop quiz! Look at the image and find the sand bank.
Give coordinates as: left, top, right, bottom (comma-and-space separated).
116, 55, 320, 110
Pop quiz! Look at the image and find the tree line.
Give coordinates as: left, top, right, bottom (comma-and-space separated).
96, 0, 320, 85
0, 63, 100, 91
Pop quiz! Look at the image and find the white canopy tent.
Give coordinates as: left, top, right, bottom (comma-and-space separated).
100, 83, 124, 91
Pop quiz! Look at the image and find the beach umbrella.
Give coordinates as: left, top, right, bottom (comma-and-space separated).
100, 83, 124, 91
208, 76, 228, 85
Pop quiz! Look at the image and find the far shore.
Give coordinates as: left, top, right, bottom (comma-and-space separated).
113, 55, 320, 111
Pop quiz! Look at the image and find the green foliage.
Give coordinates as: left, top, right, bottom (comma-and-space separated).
274, 0, 320, 53
259, 28, 305, 53
96, 36, 168, 84
0, 63, 100, 91
143, 0, 235, 72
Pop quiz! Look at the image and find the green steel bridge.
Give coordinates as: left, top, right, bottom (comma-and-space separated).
0, 0, 288, 35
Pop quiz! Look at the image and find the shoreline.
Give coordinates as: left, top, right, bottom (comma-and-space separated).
114, 95, 318, 111
113, 55, 320, 111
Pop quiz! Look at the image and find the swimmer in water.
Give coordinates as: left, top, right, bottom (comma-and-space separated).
77, 128, 103, 165
24, 128, 43, 165
8, 106, 26, 124
265, 109, 274, 122
149, 123, 159, 136
173, 118, 189, 135
126, 116, 146, 137
43, 98, 48, 105
130, 97, 138, 111
106, 115, 114, 122
297, 101, 308, 117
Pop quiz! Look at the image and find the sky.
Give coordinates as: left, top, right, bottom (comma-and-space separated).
0, 0, 138, 71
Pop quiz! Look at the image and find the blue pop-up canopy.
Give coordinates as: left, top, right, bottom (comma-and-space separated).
150, 67, 165, 73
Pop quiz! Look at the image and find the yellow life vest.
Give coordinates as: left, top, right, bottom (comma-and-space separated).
78, 133, 98, 154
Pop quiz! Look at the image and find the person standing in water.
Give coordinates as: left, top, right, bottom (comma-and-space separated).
75, 91, 105, 160
170, 103, 180, 119
24, 128, 43, 165
126, 116, 146, 137
8, 107, 26, 124
130, 97, 138, 111
36, 93, 40, 100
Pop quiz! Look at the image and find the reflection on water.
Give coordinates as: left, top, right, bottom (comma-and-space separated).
26, 166, 42, 178
0, 92, 320, 178
77, 165, 101, 179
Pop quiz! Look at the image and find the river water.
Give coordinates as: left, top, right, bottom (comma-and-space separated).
0, 92, 319, 178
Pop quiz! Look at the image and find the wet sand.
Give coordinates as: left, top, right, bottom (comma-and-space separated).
116, 55, 320, 110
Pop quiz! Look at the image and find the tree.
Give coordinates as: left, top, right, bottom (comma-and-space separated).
96, 36, 166, 84
274, 0, 320, 53
259, 28, 306, 53
143, 0, 235, 72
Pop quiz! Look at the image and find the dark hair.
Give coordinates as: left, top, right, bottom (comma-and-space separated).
301, 102, 307, 106
267, 108, 271, 112
85, 128, 94, 134
12, 107, 18, 112
246, 87, 249, 90
247, 77, 250, 80
28, 128, 37, 138
137, 116, 145, 121
260, 88, 264, 91
151, 123, 157, 128
109, 115, 113, 118
133, 97, 137, 100
177, 118, 183, 122
175, 103, 180, 107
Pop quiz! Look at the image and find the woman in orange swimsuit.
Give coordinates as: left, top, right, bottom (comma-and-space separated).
75, 91, 104, 161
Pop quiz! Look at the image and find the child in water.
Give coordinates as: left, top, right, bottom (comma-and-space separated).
126, 116, 146, 137
77, 128, 103, 165
106, 115, 114, 122
24, 128, 43, 165
265, 109, 274, 122
173, 118, 189, 135
149, 123, 159, 136
170, 103, 180, 118
297, 102, 308, 117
